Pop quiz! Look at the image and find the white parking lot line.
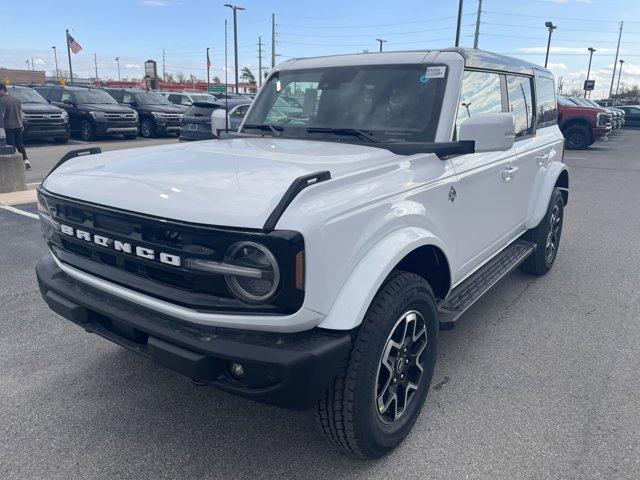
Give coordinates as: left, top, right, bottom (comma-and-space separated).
0, 205, 39, 220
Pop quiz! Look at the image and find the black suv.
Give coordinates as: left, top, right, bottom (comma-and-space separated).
6, 85, 70, 143
103, 88, 186, 138
35, 85, 138, 141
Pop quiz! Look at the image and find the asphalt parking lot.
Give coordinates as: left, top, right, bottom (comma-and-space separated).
1, 130, 640, 479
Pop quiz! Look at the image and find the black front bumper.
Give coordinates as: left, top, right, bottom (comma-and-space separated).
36, 255, 351, 410
23, 124, 69, 140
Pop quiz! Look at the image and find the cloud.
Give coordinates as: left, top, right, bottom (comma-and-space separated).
546, 0, 592, 3
33, 58, 45, 65
140, 0, 169, 6
125, 64, 141, 69
546, 62, 567, 70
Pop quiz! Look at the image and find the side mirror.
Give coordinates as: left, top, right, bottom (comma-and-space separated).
211, 108, 230, 137
459, 113, 515, 153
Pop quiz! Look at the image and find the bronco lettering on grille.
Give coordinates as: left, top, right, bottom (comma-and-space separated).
59, 224, 181, 266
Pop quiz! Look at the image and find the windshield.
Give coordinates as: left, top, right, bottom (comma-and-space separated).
10, 88, 47, 104
242, 64, 447, 143
75, 90, 118, 104
133, 91, 172, 105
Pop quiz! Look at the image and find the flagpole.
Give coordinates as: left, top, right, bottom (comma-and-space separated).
65, 28, 74, 86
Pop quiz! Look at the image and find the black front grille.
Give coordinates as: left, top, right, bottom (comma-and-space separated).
41, 190, 305, 314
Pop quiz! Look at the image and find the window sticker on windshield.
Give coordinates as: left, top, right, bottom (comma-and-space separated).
425, 66, 446, 79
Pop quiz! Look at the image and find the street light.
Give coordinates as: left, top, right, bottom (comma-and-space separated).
615, 59, 625, 97
52, 46, 59, 81
25, 59, 30, 71
224, 4, 245, 94
115, 56, 121, 81
376, 38, 387, 52
585, 47, 596, 98
544, 21, 557, 68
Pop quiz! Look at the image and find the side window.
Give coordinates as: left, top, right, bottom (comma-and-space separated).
60, 91, 73, 103
535, 76, 557, 127
506, 75, 534, 138
455, 70, 503, 132
49, 89, 62, 102
230, 104, 249, 118
121, 92, 133, 104
181, 96, 192, 106
110, 91, 124, 103
168, 94, 179, 103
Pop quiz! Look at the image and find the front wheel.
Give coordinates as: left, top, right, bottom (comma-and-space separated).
316, 271, 438, 458
140, 118, 155, 138
520, 188, 564, 276
79, 120, 95, 141
564, 124, 591, 149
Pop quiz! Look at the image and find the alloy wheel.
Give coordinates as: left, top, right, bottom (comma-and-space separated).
546, 204, 561, 263
375, 310, 428, 423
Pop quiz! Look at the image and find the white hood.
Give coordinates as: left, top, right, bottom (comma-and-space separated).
43, 137, 397, 229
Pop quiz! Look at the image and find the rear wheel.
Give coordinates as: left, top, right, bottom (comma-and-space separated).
520, 188, 564, 276
564, 124, 591, 149
316, 271, 438, 458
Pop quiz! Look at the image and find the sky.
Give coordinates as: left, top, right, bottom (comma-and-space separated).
1, 0, 640, 98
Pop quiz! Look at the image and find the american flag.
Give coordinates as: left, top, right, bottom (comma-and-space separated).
67, 32, 82, 54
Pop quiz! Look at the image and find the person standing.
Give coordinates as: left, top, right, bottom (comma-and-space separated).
0, 83, 30, 169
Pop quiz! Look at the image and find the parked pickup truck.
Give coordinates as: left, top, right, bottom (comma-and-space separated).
35, 48, 568, 458
557, 95, 611, 149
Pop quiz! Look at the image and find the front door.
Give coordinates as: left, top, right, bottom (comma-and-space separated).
448, 70, 524, 281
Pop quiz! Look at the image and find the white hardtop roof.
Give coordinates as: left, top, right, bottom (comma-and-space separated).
277, 47, 551, 77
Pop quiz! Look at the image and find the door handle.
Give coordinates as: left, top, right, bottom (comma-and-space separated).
501, 166, 518, 182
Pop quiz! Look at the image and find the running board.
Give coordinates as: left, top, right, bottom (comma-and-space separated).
437, 240, 536, 330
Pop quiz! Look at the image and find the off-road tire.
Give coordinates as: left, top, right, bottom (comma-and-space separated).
520, 187, 564, 276
316, 271, 438, 458
564, 124, 592, 149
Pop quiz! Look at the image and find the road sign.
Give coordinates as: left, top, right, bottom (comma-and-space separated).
209, 84, 227, 93
584, 79, 595, 91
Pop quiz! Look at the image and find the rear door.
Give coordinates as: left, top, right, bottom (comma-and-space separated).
448, 70, 523, 280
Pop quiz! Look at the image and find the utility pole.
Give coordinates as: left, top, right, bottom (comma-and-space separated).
66, 28, 74, 86
609, 21, 623, 99
206, 47, 211, 91
52, 46, 59, 81
585, 47, 595, 98
115, 56, 121, 81
162, 48, 166, 80
271, 13, 276, 68
473, 0, 483, 49
31, 57, 35, 71
544, 21, 556, 68
258, 36, 263, 87
455, 0, 464, 47
94, 53, 99, 80
224, 4, 245, 94
376, 38, 387, 52
224, 18, 229, 132
615, 59, 625, 98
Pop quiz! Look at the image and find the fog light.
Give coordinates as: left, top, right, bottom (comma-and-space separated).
228, 362, 245, 379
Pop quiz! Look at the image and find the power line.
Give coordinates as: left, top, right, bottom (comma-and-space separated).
483, 9, 640, 24
277, 25, 474, 39
277, 14, 474, 29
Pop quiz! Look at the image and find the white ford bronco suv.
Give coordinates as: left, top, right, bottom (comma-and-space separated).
36, 48, 568, 458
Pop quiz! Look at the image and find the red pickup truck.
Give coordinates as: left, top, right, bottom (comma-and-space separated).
557, 96, 612, 149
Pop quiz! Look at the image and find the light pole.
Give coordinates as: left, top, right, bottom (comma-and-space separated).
115, 57, 121, 81
615, 59, 625, 97
65, 28, 74, 85
376, 38, 387, 52
224, 4, 245, 93
455, 0, 464, 47
544, 21, 556, 68
25, 59, 30, 71
52, 46, 59, 81
206, 47, 211, 91
584, 47, 595, 98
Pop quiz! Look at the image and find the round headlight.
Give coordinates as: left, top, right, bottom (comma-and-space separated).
224, 241, 280, 303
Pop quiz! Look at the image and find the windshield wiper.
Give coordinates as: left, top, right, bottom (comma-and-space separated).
243, 124, 282, 137
306, 127, 378, 143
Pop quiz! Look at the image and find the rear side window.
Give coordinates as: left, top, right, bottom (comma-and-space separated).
535, 76, 557, 127
506, 75, 534, 138
456, 70, 503, 132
